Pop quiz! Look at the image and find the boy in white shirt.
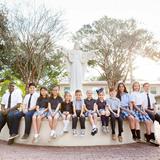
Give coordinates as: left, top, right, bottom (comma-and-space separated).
142, 83, 160, 124
0, 82, 22, 144
21, 83, 39, 139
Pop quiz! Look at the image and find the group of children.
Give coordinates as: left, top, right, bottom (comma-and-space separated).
0, 81, 159, 145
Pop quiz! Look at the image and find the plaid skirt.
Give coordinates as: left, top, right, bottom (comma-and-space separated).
85, 110, 97, 117
134, 105, 151, 122
33, 107, 48, 117
47, 109, 61, 118
121, 110, 139, 120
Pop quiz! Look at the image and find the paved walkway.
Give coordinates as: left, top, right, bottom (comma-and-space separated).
0, 140, 160, 160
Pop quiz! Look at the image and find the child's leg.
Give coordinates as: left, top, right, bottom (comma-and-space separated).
100, 111, 107, 126
52, 113, 59, 130
88, 114, 95, 128
105, 115, 109, 127
63, 114, 70, 132
32, 115, 38, 134
65, 114, 71, 130
48, 116, 53, 130
127, 115, 136, 139
79, 115, 85, 129
135, 120, 141, 139
110, 113, 116, 135
144, 120, 152, 142
117, 116, 123, 136
37, 115, 45, 133
72, 116, 78, 129
93, 113, 98, 126
144, 120, 152, 135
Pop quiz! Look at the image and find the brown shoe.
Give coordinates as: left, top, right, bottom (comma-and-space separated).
112, 134, 116, 141
118, 136, 123, 142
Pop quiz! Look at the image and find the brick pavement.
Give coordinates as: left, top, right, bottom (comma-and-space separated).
0, 140, 160, 160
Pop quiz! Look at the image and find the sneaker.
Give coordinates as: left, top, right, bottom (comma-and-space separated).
136, 138, 142, 143
21, 134, 29, 140
32, 134, 40, 143
112, 134, 116, 141
7, 139, 14, 145
102, 126, 107, 134
106, 126, 109, 133
8, 134, 19, 140
50, 131, 57, 139
80, 130, 85, 137
73, 130, 78, 136
118, 136, 123, 142
63, 127, 68, 133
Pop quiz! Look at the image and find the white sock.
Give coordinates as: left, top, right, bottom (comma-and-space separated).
51, 130, 55, 134
34, 134, 39, 138
92, 124, 96, 129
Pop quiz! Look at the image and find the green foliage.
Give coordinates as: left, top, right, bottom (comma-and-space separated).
0, 67, 26, 99
0, 3, 66, 89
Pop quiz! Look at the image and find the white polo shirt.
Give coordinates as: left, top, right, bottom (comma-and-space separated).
130, 91, 144, 106
141, 92, 156, 109
23, 92, 39, 109
1, 90, 23, 109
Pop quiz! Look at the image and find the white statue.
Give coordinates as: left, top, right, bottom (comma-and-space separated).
64, 42, 95, 92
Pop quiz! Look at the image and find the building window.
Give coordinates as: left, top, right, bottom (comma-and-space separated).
150, 87, 157, 94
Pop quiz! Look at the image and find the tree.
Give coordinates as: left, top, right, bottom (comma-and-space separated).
73, 16, 160, 88
0, 4, 13, 79
0, 4, 66, 88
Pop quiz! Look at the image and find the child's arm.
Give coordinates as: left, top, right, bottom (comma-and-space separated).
48, 103, 52, 113
80, 105, 85, 116
84, 104, 88, 112
93, 103, 97, 112
73, 104, 77, 116
131, 101, 146, 115
36, 105, 39, 112
95, 103, 100, 116
108, 105, 116, 115
54, 103, 61, 116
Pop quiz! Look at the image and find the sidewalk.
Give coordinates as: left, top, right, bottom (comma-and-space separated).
0, 140, 160, 160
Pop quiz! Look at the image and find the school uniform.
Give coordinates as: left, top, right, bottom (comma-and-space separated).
84, 98, 96, 117
61, 101, 73, 132
33, 97, 49, 117
119, 93, 138, 120
47, 96, 63, 117
106, 97, 123, 135
0, 90, 22, 136
130, 91, 151, 122
61, 101, 73, 114
72, 99, 85, 129
96, 99, 109, 127
21, 92, 39, 135
142, 92, 160, 123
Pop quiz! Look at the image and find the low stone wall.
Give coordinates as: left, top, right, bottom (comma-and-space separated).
0, 118, 159, 146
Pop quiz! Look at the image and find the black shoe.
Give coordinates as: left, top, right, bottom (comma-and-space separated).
91, 128, 98, 136
21, 134, 29, 140
7, 139, 14, 145
94, 128, 98, 134
8, 134, 19, 140
132, 135, 137, 141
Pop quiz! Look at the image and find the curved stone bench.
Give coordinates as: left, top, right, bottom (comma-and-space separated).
0, 118, 159, 146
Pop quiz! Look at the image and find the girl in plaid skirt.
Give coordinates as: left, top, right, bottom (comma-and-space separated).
116, 82, 139, 140
130, 82, 152, 142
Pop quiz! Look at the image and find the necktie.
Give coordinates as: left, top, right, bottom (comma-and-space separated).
28, 94, 33, 109
7, 93, 12, 108
147, 93, 151, 109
